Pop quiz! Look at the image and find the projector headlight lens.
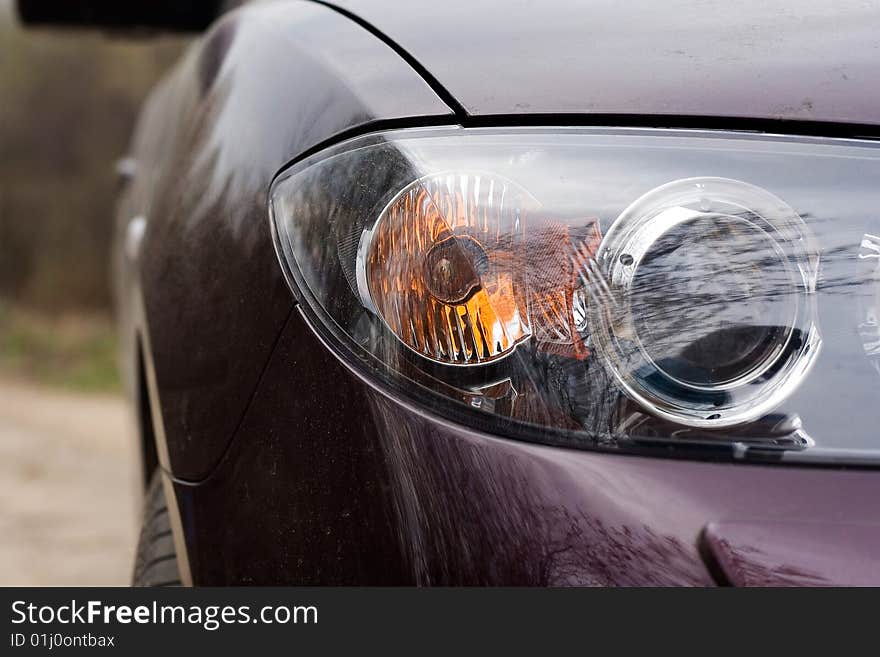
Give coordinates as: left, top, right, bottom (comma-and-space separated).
591, 177, 821, 427
270, 127, 880, 463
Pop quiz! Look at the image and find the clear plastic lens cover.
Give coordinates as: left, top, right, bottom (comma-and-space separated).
270, 127, 880, 463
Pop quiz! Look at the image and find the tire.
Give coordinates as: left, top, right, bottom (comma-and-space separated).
132, 471, 182, 586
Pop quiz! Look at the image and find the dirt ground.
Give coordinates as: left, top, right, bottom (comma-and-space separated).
0, 378, 139, 585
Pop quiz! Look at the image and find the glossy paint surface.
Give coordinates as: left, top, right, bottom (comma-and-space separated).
176, 310, 880, 585
117, 0, 452, 481
704, 520, 880, 586
329, 0, 880, 126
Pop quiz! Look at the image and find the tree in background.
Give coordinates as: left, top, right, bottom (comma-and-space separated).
0, 1, 187, 389
0, 0, 186, 314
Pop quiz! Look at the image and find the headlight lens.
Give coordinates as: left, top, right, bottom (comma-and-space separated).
592, 176, 821, 428
271, 127, 880, 463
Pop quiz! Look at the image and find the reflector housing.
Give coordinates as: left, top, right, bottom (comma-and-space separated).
357, 172, 600, 365
358, 172, 533, 365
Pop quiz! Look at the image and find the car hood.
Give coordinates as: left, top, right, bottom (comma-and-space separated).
328, 0, 880, 127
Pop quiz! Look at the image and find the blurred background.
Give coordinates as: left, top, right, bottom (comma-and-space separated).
0, 0, 187, 584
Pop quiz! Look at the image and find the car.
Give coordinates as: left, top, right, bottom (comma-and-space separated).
19, 0, 880, 586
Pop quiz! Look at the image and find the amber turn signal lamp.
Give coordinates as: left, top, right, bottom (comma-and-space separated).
357, 173, 601, 366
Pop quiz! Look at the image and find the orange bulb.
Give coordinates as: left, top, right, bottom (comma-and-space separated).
360, 173, 601, 365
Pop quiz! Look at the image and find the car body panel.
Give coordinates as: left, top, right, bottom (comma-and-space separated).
703, 520, 880, 586
116, 0, 453, 482
327, 0, 880, 126
175, 310, 880, 585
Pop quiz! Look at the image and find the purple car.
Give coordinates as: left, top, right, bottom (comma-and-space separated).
20, 0, 880, 586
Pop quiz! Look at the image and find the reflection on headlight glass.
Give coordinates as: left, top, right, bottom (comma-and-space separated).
271, 128, 880, 463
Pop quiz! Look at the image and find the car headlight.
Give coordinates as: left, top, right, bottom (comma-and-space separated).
270, 127, 880, 463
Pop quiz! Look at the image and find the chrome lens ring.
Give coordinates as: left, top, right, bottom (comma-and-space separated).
590, 177, 821, 428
